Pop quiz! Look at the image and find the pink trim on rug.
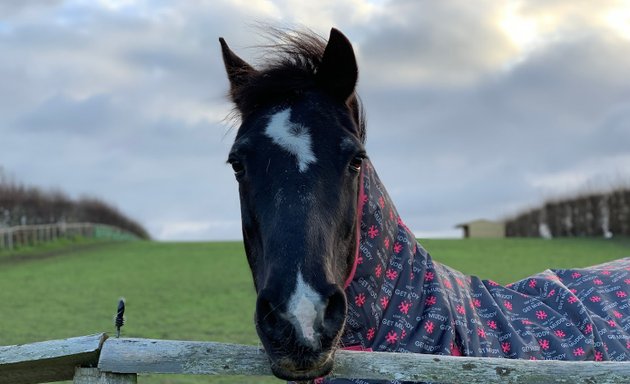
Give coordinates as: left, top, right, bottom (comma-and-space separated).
344, 167, 365, 289
341, 345, 373, 351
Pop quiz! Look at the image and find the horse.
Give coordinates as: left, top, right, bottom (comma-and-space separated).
218, 28, 630, 383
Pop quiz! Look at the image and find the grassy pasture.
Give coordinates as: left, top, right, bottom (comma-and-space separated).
0, 238, 628, 383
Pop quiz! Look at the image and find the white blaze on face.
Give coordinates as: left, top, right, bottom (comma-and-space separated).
264, 108, 316, 172
286, 272, 323, 345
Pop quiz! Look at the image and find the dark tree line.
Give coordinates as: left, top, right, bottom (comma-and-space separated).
505, 188, 630, 238
0, 171, 149, 239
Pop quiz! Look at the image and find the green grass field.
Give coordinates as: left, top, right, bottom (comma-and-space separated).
1, 237, 629, 383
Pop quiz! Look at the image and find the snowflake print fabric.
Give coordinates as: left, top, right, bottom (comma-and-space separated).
321, 160, 630, 384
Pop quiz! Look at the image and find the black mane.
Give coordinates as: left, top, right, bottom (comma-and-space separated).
228, 28, 366, 143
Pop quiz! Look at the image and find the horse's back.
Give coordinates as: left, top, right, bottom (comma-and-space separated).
505, 256, 630, 361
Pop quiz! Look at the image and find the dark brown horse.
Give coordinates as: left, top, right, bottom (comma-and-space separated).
219, 28, 630, 384
220, 28, 363, 381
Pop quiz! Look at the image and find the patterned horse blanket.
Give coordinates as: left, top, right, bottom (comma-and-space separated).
327, 160, 630, 383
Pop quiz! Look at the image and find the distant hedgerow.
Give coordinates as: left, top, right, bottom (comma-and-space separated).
0, 168, 149, 239
505, 188, 630, 238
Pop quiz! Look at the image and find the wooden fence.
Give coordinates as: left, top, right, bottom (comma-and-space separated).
1, 334, 628, 384
0, 223, 138, 251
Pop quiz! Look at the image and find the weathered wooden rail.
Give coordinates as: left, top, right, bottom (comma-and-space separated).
1, 334, 629, 384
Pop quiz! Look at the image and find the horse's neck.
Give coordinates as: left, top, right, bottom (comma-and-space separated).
353, 160, 432, 285
345, 161, 474, 351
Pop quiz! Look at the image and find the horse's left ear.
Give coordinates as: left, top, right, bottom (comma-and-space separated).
219, 37, 257, 92
317, 28, 358, 102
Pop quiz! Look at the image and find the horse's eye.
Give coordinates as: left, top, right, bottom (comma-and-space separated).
349, 155, 364, 173
230, 161, 245, 177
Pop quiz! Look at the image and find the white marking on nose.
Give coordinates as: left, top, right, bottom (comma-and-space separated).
264, 108, 316, 172
286, 272, 323, 345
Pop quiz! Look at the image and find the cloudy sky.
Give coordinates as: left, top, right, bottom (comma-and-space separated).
2, 0, 630, 240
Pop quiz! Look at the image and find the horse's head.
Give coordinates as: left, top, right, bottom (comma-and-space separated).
220, 28, 365, 381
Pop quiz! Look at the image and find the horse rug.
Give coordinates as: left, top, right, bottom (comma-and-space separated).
326, 160, 630, 384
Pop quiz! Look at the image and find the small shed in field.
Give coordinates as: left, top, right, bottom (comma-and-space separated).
456, 219, 505, 238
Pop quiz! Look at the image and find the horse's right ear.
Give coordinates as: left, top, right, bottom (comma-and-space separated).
219, 37, 256, 93
317, 28, 358, 102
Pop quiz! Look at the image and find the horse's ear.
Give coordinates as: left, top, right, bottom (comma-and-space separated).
317, 28, 358, 102
219, 37, 256, 92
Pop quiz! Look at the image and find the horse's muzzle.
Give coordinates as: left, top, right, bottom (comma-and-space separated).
270, 353, 335, 381
255, 286, 347, 380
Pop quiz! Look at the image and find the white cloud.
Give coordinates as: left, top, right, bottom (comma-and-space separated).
526, 154, 630, 196
153, 220, 242, 240
273, 0, 379, 27
414, 229, 461, 239
357, 0, 519, 87
2, 0, 630, 240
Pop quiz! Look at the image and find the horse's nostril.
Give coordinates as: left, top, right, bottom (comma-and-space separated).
256, 296, 279, 328
323, 289, 347, 330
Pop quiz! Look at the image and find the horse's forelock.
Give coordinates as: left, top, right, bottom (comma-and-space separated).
229, 27, 366, 143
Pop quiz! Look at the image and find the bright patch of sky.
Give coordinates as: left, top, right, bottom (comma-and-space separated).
604, 4, 630, 40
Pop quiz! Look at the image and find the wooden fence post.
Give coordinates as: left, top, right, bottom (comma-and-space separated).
7, 227, 13, 250
73, 367, 137, 384
0, 333, 105, 384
